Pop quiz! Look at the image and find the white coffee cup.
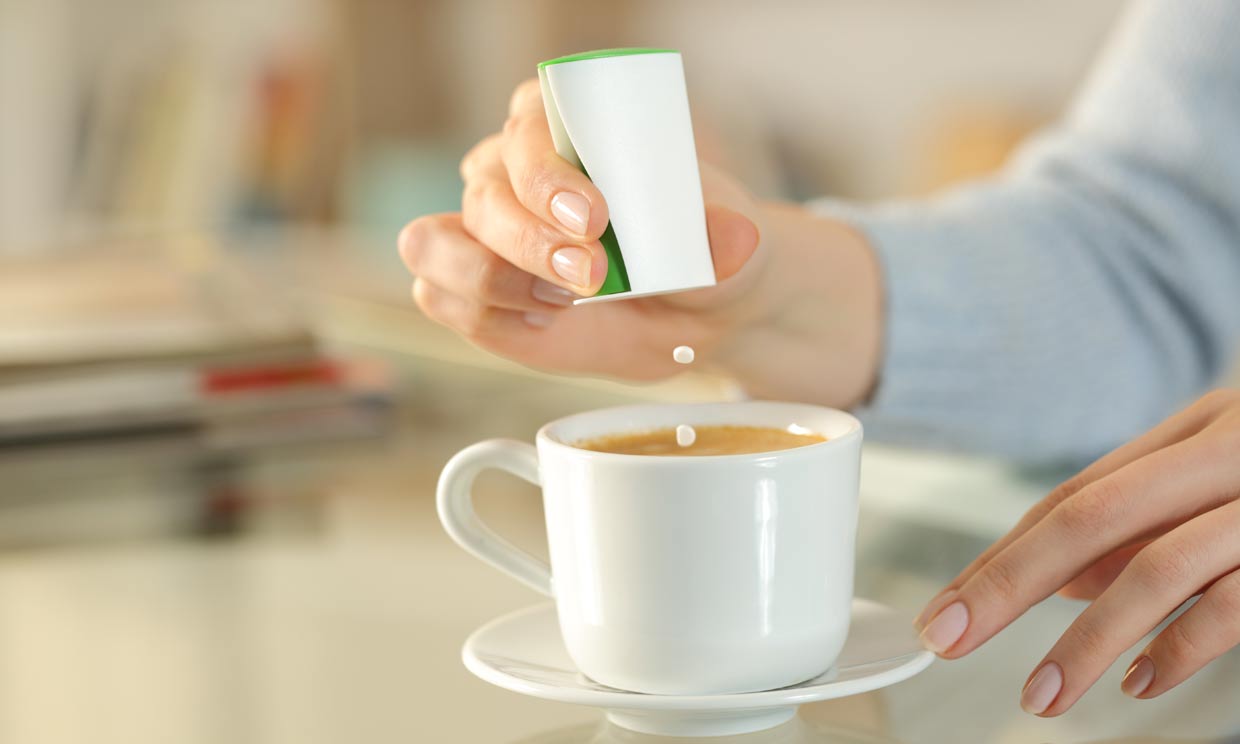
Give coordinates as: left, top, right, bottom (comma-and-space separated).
437, 401, 862, 695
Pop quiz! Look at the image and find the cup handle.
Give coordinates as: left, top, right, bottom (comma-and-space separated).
436, 439, 552, 597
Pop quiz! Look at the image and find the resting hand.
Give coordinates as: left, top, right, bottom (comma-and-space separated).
915, 389, 1240, 715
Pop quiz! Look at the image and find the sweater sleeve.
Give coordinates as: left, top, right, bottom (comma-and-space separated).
811, 0, 1240, 464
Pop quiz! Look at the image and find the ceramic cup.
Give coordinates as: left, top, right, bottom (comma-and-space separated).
437, 401, 862, 695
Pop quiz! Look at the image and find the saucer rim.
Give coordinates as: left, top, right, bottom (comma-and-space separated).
462, 598, 934, 712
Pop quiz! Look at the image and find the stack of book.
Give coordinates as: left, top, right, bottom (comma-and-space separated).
0, 243, 390, 452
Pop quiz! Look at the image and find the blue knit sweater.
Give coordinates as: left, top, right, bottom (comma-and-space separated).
816, 0, 1240, 464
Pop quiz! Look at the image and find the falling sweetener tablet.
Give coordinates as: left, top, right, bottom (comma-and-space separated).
673, 346, 695, 365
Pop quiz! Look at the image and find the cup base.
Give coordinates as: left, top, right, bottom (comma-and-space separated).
581, 664, 834, 697
462, 600, 934, 740
605, 706, 797, 737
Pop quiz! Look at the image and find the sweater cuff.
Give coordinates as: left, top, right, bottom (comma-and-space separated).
807, 197, 1011, 450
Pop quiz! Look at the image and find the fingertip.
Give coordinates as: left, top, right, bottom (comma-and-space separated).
587, 241, 610, 290
398, 217, 435, 271
914, 588, 958, 632
549, 243, 608, 296
584, 191, 610, 239
1020, 662, 1064, 716
397, 221, 417, 262
1121, 655, 1156, 698
919, 600, 970, 656
705, 204, 760, 281
508, 78, 543, 117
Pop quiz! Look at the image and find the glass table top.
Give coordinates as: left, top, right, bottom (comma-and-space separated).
0, 349, 1235, 744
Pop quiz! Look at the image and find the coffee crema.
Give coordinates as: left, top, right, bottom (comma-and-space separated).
574, 424, 827, 457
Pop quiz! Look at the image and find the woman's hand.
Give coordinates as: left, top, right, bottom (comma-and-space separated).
914, 389, 1240, 716
398, 79, 884, 406
398, 78, 763, 381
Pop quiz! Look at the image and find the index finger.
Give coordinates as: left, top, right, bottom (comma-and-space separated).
914, 397, 1218, 629
920, 437, 1222, 659
501, 79, 609, 240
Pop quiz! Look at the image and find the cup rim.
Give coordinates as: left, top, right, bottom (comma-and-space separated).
536, 401, 862, 464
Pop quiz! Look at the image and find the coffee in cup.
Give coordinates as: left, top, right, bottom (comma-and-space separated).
575, 424, 827, 456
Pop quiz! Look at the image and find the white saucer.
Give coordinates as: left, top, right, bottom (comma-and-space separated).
463, 599, 934, 737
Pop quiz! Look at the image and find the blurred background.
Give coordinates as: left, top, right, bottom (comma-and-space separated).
9, 2, 1217, 744
2, 0, 1128, 245
0, 0, 1132, 542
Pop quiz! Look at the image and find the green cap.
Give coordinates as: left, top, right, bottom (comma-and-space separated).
538, 48, 677, 69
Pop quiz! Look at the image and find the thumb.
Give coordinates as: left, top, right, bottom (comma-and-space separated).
705, 204, 760, 281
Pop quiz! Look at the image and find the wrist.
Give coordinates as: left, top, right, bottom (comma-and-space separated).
712, 203, 884, 409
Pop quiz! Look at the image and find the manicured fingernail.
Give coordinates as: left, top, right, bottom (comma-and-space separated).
550, 192, 590, 235
919, 600, 968, 654
914, 589, 955, 631
1021, 662, 1063, 715
551, 246, 592, 288
1121, 656, 1155, 698
523, 312, 554, 328
532, 279, 576, 306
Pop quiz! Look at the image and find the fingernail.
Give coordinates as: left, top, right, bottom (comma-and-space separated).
914, 589, 956, 631
550, 192, 590, 235
1021, 662, 1063, 715
1121, 656, 1155, 698
523, 312, 554, 328
551, 246, 592, 288
919, 600, 968, 655
532, 279, 576, 306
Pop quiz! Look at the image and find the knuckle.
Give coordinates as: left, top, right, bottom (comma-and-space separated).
398, 218, 428, 261
1159, 618, 1205, 668
1049, 473, 1090, 505
510, 218, 548, 262
460, 145, 481, 180
975, 557, 1023, 604
1009, 494, 1057, 535
412, 279, 436, 315
503, 111, 547, 154
461, 182, 504, 234
461, 177, 495, 212
1066, 614, 1111, 660
471, 256, 510, 300
514, 161, 552, 201
1198, 389, 1239, 411
399, 215, 450, 266
460, 135, 498, 180
1130, 540, 1198, 594
502, 111, 527, 140
1206, 573, 1240, 619
508, 78, 541, 116
402, 214, 431, 241
457, 305, 492, 340
1053, 481, 1123, 540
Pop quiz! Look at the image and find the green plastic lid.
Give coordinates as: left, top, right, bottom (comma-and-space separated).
538, 48, 677, 69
